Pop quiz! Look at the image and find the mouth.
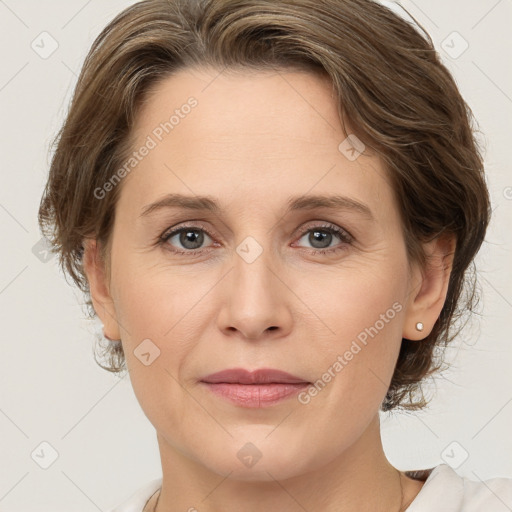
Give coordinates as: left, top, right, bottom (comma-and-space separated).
200, 368, 311, 408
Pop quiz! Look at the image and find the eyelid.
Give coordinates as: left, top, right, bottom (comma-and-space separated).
294, 221, 354, 244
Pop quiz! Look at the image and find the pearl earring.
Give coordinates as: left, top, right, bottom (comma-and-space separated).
415, 322, 424, 332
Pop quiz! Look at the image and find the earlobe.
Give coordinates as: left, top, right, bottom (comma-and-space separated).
82, 238, 121, 341
403, 233, 456, 341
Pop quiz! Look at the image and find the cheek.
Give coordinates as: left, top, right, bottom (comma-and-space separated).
111, 261, 218, 375
110, 266, 208, 427
293, 259, 407, 407
299, 255, 407, 344
113, 252, 201, 332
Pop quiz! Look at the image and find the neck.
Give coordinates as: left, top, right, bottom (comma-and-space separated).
152, 414, 421, 512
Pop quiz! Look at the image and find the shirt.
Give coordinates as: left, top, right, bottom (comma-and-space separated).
109, 463, 512, 511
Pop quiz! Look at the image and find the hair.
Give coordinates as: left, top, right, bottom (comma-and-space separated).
38, 0, 491, 412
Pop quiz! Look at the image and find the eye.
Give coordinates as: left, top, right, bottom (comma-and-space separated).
294, 223, 353, 254
158, 221, 354, 257
159, 224, 216, 255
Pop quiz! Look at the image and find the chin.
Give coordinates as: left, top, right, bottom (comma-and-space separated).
198, 437, 312, 482
210, 455, 304, 482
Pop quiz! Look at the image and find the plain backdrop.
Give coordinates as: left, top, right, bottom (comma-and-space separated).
0, 0, 511, 510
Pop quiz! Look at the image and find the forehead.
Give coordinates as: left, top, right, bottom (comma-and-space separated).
134, 66, 342, 153
119, 67, 394, 221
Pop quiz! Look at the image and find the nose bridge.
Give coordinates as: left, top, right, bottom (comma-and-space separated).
232, 233, 277, 300
217, 230, 292, 339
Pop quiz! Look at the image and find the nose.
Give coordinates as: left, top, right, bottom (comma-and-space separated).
216, 246, 293, 341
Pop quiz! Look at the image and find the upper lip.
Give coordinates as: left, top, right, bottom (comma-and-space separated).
200, 368, 309, 384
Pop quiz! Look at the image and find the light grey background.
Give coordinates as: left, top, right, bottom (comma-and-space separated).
0, 0, 511, 510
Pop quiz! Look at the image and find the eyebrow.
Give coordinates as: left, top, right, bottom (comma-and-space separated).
139, 193, 374, 221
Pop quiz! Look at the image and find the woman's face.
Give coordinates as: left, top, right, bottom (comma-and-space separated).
90, 67, 428, 481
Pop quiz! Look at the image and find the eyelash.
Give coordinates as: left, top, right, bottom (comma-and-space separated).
158, 222, 354, 257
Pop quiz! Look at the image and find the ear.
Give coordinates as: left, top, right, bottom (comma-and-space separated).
402, 233, 456, 340
82, 238, 121, 341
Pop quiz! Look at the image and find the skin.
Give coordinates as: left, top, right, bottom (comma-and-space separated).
83, 67, 455, 512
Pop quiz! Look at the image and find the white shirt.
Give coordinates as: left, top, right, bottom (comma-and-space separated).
109, 463, 512, 511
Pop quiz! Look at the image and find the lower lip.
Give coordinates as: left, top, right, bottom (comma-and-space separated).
201, 382, 309, 408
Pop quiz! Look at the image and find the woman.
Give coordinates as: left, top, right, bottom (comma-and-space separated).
37, 0, 512, 510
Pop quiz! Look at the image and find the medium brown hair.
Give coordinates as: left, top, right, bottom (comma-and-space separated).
38, 0, 491, 411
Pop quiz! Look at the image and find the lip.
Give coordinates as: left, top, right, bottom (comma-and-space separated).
200, 368, 310, 408
200, 368, 309, 385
